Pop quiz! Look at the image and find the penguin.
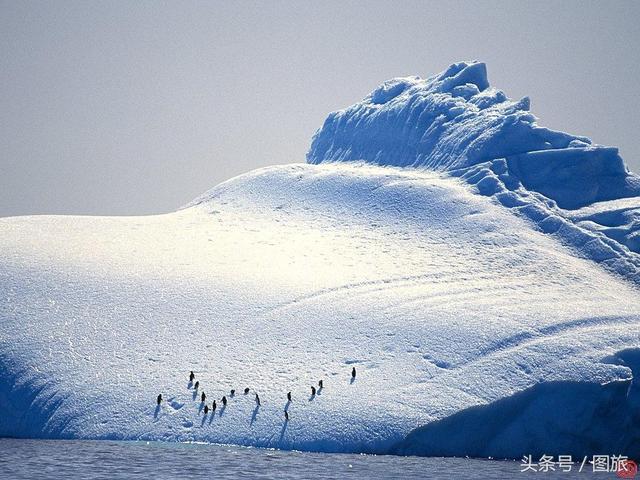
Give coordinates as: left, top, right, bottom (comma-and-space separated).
194, 381, 200, 390
244, 387, 250, 395
311, 386, 316, 395
222, 395, 227, 406
352, 367, 356, 378
255, 393, 261, 406
201, 392, 206, 402
204, 405, 209, 415
212, 400, 217, 412
156, 394, 162, 405
284, 410, 289, 421
230, 389, 235, 397
287, 391, 292, 402
318, 380, 323, 389
189, 371, 195, 382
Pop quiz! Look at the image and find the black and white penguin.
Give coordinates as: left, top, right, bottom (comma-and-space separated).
287, 391, 292, 402
222, 395, 227, 406
244, 387, 250, 395
230, 389, 235, 397
352, 367, 356, 378
212, 400, 217, 412
194, 381, 200, 390
284, 410, 289, 421
255, 393, 261, 406
318, 380, 323, 389
157, 394, 162, 405
204, 405, 209, 415
201, 392, 206, 402
311, 386, 316, 395
189, 371, 195, 382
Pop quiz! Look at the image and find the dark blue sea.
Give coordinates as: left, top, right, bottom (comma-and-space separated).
0, 438, 606, 479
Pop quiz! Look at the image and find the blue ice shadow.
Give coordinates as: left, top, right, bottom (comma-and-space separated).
279, 419, 288, 441
250, 405, 260, 426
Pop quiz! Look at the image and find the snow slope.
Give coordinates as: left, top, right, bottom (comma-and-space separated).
1, 62, 640, 459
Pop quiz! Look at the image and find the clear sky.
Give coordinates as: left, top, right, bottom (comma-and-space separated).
1, 0, 639, 217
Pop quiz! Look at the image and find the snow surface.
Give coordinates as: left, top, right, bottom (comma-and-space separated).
1, 62, 640, 459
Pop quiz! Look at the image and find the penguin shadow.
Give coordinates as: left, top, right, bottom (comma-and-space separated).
187, 381, 193, 390
154, 404, 161, 419
279, 418, 288, 441
250, 404, 260, 426
317, 386, 323, 396
198, 402, 204, 414
200, 412, 207, 427
350, 377, 356, 385
219, 404, 227, 417
308, 393, 316, 402
192, 390, 198, 401
285, 400, 291, 411
208, 411, 216, 425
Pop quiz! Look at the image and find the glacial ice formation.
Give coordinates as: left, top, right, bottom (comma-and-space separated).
1, 62, 639, 459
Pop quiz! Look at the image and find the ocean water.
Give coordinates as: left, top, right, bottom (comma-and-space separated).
0, 438, 605, 479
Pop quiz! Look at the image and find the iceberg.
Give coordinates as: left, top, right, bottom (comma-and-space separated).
1, 62, 639, 459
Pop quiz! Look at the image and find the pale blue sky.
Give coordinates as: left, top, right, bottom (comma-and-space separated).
1, 1, 639, 216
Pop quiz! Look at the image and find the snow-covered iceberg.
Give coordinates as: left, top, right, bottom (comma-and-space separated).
1, 62, 639, 459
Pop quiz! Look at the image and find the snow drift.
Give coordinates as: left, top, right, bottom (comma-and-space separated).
1, 62, 640, 459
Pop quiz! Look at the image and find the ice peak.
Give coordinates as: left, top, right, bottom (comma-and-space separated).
367, 62, 489, 106
438, 61, 489, 92
307, 61, 639, 211
307, 61, 584, 171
